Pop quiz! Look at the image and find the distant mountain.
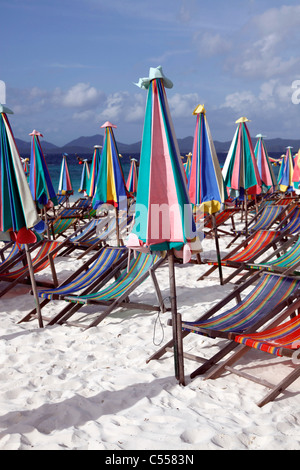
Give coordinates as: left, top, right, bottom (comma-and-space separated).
15, 134, 300, 157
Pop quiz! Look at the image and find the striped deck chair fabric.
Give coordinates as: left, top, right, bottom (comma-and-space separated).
66, 252, 160, 305
234, 314, 300, 357
52, 218, 78, 237
226, 313, 300, 406
38, 247, 127, 300
248, 205, 285, 233
0, 243, 22, 267
0, 241, 61, 280
182, 273, 300, 336
247, 236, 300, 274
204, 209, 237, 230
210, 230, 278, 267
281, 207, 300, 235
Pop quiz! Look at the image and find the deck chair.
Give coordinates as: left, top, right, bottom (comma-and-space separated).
47, 251, 167, 330
207, 303, 300, 407
58, 217, 109, 256
50, 217, 80, 239
238, 234, 300, 282
276, 206, 300, 236
0, 240, 65, 297
202, 208, 239, 237
226, 204, 289, 249
69, 214, 132, 259
19, 246, 129, 325
198, 229, 285, 284
147, 272, 300, 379
0, 242, 24, 273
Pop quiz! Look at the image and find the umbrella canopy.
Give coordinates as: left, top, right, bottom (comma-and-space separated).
126, 66, 201, 385
87, 145, 102, 198
188, 104, 225, 283
22, 157, 30, 177
29, 129, 58, 208
0, 105, 44, 327
58, 153, 73, 195
188, 104, 225, 214
292, 149, 300, 189
78, 159, 90, 194
278, 146, 294, 192
126, 157, 138, 195
254, 134, 278, 193
183, 152, 192, 179
92, 122, 128, 210
127, 70, 201, 260
222, 117, 261, 198
0, 106, 40, 236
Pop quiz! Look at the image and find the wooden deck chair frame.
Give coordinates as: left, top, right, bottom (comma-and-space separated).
203, 208, 239, 238
198, 229, 287, 284
236, 233, 300, 284
19, 246, 129, 325
50, 217, 81, 239
205, 298, 300, 407
147, 272, 300, 378
46, 252, 167, 330
0, 239, 69, 297
226, 204, 290, 249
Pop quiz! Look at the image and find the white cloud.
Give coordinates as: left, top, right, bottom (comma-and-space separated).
53, 83, 103, 109
168, 92, 199, 118
194, 31, 231, 57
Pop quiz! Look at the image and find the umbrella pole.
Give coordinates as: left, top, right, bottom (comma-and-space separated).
115, 206, 120, 246
244, 190, 248, 238
24, 244, 44, 328
167, 249, 185, 385
212, 213, 223, 285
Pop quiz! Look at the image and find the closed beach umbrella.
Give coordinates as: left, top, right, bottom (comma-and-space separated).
0, 105, 44, 327
183, 152, 192, 179
126, 157, 138, 195
58, 153, 73, 196
29, 129, 58, 238
92, 122, 129, 244
29, 130, 57, 208
188, 104, 225, 283
22, 157, 30, 178
254, 134, 277, 193
87, 145, 102, 198
78, 159, 90, 195
292, 149, 300, 190
278, 146, 294, 192
222, 117, 261, 236
126, 66, 202, 384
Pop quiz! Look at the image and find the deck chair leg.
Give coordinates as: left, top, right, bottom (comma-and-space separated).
190, 342, 239, 378
204, 343, 250, 380
257, 366, 300, 407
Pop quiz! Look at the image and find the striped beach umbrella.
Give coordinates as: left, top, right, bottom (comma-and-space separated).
278, 146, 294, 192
222, 117, 261, 236
126, 66, 202, 384
58, 153, 73, 196
0, 105, 44, 327
126, 157, 138, 195
22, 157, 30, 178
29, 130, 58, 208
292, 149, 300, 190
87, 145, 102, 198
78, 159, 90, 195
188, 104, 225, 283
92, 122, 128, 244
183, 152, 192, 179
254, 134, 277, 193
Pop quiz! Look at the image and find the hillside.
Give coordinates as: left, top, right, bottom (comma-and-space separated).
15, 134, 300, 157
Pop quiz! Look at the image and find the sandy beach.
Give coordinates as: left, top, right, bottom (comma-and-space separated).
1, 223, 300, 451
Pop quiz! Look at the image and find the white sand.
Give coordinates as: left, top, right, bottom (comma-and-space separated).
1, 228, 300, 451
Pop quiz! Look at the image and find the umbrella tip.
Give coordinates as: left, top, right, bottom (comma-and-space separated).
255, 133, 266, 138
101, 121, 117, 128
193, 104, 206, 115
0, 103, 13, 114
235, 116, 251, 123
29, 129, 43, 137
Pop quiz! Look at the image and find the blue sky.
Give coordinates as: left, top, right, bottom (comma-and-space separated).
1, 0, 300, 148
